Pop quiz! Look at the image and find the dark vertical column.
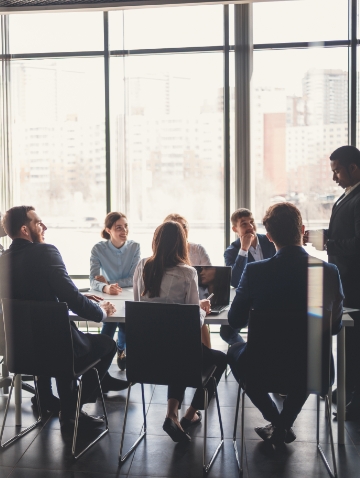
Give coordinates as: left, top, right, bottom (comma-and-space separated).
234, 4, 253, 209
103, 12, 111, 213
348, 0, 357, 146
224, 5, 230, 249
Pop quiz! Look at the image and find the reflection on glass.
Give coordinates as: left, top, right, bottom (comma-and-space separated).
110, 53, 224, 264
10, 58, 106, 273
253, 0, 347, 44
251, 48, 348, 263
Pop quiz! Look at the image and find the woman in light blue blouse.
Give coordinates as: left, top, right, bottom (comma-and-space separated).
90, 212, 140, 370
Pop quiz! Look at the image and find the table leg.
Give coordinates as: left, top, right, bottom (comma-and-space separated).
15, 374, 22, 427
337, 326, 345, 445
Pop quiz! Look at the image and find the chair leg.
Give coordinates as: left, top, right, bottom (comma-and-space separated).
233, 382, 242, 470
202, 378, 224, 475
119, 383, 146, 464
225, 364, 232, 378
0, 375, 43, 448
72, 368, 109, 459
240, 390, 245, 478
317, 394, 338, 478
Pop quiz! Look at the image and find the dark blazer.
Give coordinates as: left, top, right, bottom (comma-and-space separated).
0, 238, 103, 357
224, 233, 276, 288
326, 185, 360, 308
228, 246, 343, 333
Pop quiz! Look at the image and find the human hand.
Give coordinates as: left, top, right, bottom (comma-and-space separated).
200, 299, 212, 315
305, 230, 326, 250
240, 233, 255, 251
99, 301, 116, 317
103, 283, 122, 295
303, 230, 310, 245
84, 294, 103, 303
95, 275, 108, 284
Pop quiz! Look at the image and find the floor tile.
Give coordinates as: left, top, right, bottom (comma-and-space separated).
8, 469, 118, 478
127, 435, 248, 478
15, 428, 132, 475
0, 467, 13, 478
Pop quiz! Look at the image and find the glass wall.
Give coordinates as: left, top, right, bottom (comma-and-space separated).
252, 0, 350, 261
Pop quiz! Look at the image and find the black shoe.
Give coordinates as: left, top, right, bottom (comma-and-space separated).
163, 418, 191, 443
101, 373, 129, 393
180, 411, 202, 431
59, 410, 104, 432
31, 394, 60, 413
255, 424, 296, 444
333, 403, 360, 421
117, 350, 126, 371
332, 388, 354, 405
270, 426, 287, 446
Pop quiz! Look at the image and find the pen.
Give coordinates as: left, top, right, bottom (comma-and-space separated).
207, 293, 214, 301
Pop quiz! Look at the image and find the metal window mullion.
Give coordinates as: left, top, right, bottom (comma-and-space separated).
223, 5, 230, 250
348, 0, 357, 146
103, 11, 111, 213
0, 15, 12, 228
234, 4, 252, 210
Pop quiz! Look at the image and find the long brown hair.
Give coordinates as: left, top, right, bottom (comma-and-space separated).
142, 221, 190, 298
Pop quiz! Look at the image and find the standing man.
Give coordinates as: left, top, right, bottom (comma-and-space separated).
304, 145, 360, 419
0, 206, 129, 431
228, 203, 343, 445
221, 208, 276, 345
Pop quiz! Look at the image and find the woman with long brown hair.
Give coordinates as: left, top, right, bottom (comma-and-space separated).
133, 221, 226, 443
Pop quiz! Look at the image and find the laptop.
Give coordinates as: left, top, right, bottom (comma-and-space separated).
194, 266, 232, 315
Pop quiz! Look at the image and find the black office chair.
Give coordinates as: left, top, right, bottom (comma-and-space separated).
0, 312, 36, 395
119, 301, 224, 475
0, 299, 109, 459
232, 309, 337, 478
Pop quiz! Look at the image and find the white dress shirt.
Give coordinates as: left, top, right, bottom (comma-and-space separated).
188, 242, 212, 266
238, 236, 264, 262
133, 258, 205, 325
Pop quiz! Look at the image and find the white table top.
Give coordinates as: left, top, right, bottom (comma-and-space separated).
72, 288, 355, 328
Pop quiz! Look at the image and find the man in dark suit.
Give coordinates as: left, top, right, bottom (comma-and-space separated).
221, 208, 276, 345
304, 145, 360, 419
228, 203, 343, 445
0, 206, 129, 431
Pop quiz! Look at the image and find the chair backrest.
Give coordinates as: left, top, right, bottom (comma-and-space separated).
125, 301, 203, 388
1, 298, 75, 377
246, 308, 332, 395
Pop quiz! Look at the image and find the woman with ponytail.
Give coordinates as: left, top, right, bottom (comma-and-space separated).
90, 212, 140, 370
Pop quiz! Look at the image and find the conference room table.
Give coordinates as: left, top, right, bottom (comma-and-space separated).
14, 288, 354, 445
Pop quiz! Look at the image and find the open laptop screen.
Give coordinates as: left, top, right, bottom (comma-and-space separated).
194, 266, 231, 306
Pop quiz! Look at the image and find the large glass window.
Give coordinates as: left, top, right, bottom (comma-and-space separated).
251, 47, 347, 239
110, 52, 225, 264
10, 57, 107, 273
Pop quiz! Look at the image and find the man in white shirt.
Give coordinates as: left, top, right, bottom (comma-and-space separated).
222, 209, 276, 345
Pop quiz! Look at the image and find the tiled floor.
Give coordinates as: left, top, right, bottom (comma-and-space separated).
0, 332, 359, 478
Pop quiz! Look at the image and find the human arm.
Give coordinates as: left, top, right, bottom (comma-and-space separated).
90, 246, 109, 292
227, 265, 252, 330
330, 267, 344, 335
116, 243, 141, 287
224, 241, 249, 288
326, 202, 360, 256
198, 245, 212, 266
303, 229, 328, 250
186, 269, 206, 325
201, 324, 211, 348
133, 259, 145, 301
45, 245, 105, 322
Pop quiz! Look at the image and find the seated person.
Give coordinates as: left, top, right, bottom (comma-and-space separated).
221, 208, 276, 345
227, 203, 343, 445
0, 206, 129, 431
163, 213, 211, 266
133, 221, 227, 443
90, 212, 141, 371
